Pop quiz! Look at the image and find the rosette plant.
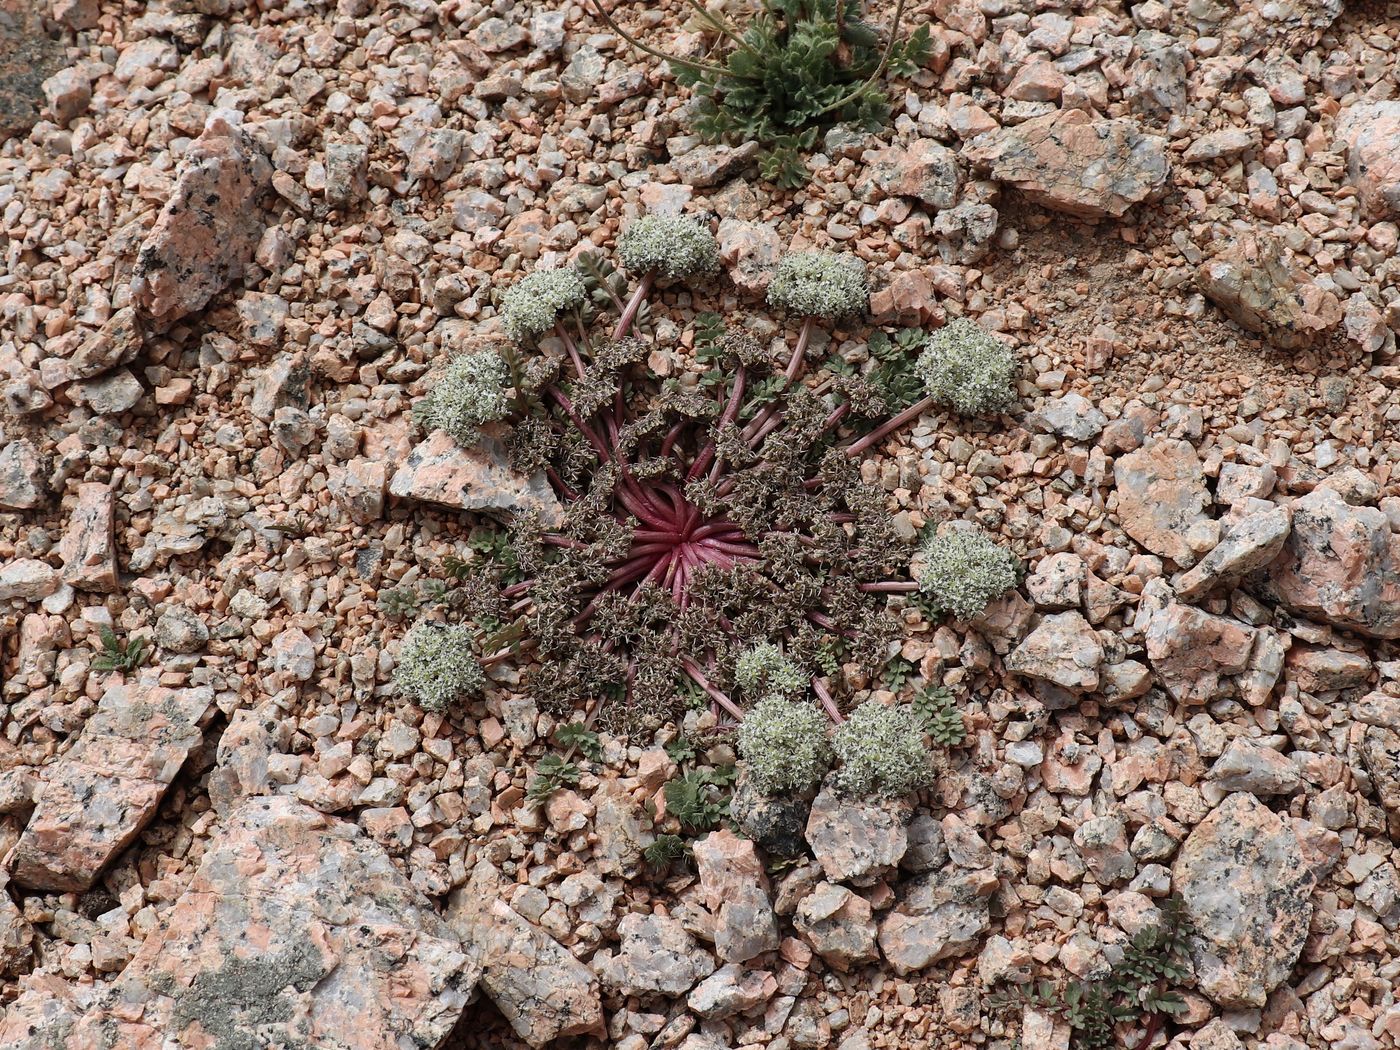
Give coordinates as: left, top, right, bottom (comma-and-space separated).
404, 215, 975, 732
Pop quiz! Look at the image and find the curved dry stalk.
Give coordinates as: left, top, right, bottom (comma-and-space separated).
585, 0, 731, 77
813, 0, 911, 118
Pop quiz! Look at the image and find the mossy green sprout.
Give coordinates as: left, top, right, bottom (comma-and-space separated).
418, 349, 510, 445
393, 621, 485, 712
831, 702, 933, 798
738, 696, 832, 795
501, 267, 588, 343
915, 316, 1018, 415
918, 528, 1017, 621
617, 215, 721, 281
735, 641, 806, 699
767, 251, 869, 319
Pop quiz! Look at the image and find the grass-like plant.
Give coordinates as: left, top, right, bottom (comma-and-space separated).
405, 215, 952, 733
93, 625, 149, 673
588, 0, 929, 187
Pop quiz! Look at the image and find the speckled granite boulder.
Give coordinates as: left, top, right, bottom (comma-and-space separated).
390, 429, 564, 527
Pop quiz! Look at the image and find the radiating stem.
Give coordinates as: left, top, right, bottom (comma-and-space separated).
614, 271, 655, 341
860, 580, 920, 593
555, 321, 587, 379
844, 394, 935, 458
682, 658, 745, 721
812, 677, 845, 723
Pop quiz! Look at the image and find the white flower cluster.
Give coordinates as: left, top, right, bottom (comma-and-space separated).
915, 317, 1018, 415
735, 641, 806, 699
738, 696, 832, 795
393, 621, 485, 712
766, 251, 869, 319
501, 267, 588, 343
420, 350, 510, 446
617, 215, 720, 281
917, 528, 1017, 621
832, 702, 933, 799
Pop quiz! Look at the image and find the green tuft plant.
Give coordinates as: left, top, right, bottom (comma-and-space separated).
589, 0, 929, 188
392, 621, 486, 712
992, 896, 1195, 1050
555, 721, 603, 761
737, 695, 832, 794
643, 832, 692, 873
831, 701, 933, 798
414, 350, 512, 445
93, 626, 149, 673
917, 528, 1017, 621
915, 316, 1018, 416
912, 683, 966, 747
526, 753, 582, 806
377, 586, 422, 621
665, 766, 736, 833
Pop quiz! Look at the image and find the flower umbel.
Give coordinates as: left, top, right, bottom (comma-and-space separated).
738, 696, 832, 794
767, 251, 869, 319
393, 621, 486, 712
501, 268, 588, 343
918, 528, 1017, 620
618, 215, 721, 281
418, 350, 511, 445
916, 316, 1018, 416
832, 702, 933, 798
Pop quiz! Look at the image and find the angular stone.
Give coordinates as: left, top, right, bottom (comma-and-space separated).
1359, 726, 1400, 817
57, 482, 117, 591
329, 458, 387, 525
8, 676, 214, 891
1073, 815, 1134, 885
592, 778, 653, 878
693, 829, 780, 963
687, 963, 777, 1020
131, 117, 272, 328
1173, 793, 1314, 1007
1025, 552, 1085, 610
69, 307, 144, 380
793, 882, 879, 971
1285, 645, 1371, 693
1207, 739, 1301, 795
0, 4, 63, 137
390, 429, 564, 527
1006, 611, 1103, 691
598, 913, 716, 997
1197, 231, 1342, 350
1176, 501, 1291, 602
671, 141, 760, 189
1336, 100, 1400, 219
325, 142, 369, 208
730, 773, 810, 857
805, 787, 908, 884
1033, 392, 1106, 442
67, 797, 476, 1046
1145, 604, 1256, 704
0, 439, 47, 510
1113, 438, 1211, 564
448, 861, 603, 1047
964, 109, 1169, 220
865, 138, 960, 210
718, 218, 783, 296
0, 559, 59, 601
877, 865, 998, 975
42, 65, 91, 125
0, 974, 98, 1049
74, 369, 143, 415
1259, 485, 1400, 639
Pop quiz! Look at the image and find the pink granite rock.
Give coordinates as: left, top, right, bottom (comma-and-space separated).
1336, 101, 1400, 219
57, 482, 117, 591
1260, 485, 1400, 639
864, 138, 960, 210
1196, 231, 1342, 349
964, 109, 1169, 220
1173, 793, 1314, 1007
8, 676, 214, 890
447, 860, 603, 1047
877, 864, 998, 975
692, 828, 780, 963
390, 428, 564, 527
69, 306, 143, 380
130, 117, 272, 328
65, 797, 476, 1048
329, 457, 388, 524
1144, 603, 1256, 704
0, 974, 97, 1050
0, 438, 47, 510
1113, 438, 1212, 565
1005, 610, 1104, 691
793, 881, 879, 971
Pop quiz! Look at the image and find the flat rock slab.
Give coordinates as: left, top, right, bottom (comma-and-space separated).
390, 428, 564, 527
57, 482, 118, 591
0, 3, 64, 137
1172, 792, 1314, 1008
8, 676, 214, 891
67, 797, 477, 1048
1112, 438, 1212, 565
964, 109, 1168, 220
1196, 231, 1341, 349
130, 117, 272, 328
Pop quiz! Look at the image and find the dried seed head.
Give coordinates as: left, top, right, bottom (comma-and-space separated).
767, 251, 869, 319
393, 621, 485, 712
421, 349, 510, 445
915, 317, 1018, 415
617, 215, 721, 281
501, 267, 587, 343
917, 527, 1017, 620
